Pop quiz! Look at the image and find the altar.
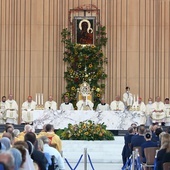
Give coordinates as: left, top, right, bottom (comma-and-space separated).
33, 110, 144, 130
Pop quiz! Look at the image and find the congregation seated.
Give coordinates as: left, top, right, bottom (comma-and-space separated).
151, 127, 163, 146
44, 95, 57, 111
37, 124, 62, 153
122, 126, 135, 166
76, 96, 94, 110
156, 133, 170, 170
141, 131, 158, 163
17, 124, 34, 141
60, 96, 74, 111
96, 98, 110, 111
21, 96, 36, 124
40, 136, 65, 170
0, 151, 15, 170
151, 96, 166, 124
24, 132, 48, 170
131, 125, 146, 151
110, 95, 124, 111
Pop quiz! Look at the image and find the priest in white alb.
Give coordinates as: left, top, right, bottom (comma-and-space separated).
123, 86, 133, 109
145, 98, 153, 126
21, 96, 37, 124
44, 95, 57, 110
0, 96, 6, 124
76, 96, 94, 110
151, 96, 166, 124
96, 98, 110, 111
5, 94, 18, 124
132, 97, 146, 124
110, 95, 125, 111
164, 98, 170, 126
60, 96, 74, 111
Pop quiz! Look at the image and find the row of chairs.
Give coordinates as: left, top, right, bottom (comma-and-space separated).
133, 147, 170, 170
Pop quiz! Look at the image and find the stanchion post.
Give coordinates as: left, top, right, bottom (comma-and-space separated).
84, 148, 87, 170
132, 151, 135, 170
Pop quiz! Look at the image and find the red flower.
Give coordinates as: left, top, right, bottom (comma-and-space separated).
74, 78, 79, 82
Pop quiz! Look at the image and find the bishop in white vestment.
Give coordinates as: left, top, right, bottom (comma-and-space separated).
76, 96, 94, 110
110, 95, 125, 111
5, 94, 18, 124
44, 95, 57, 110
132, 97, 146, 124
21, 96, 37, 124
151, 96, 166, 123
96, 98, 110, 111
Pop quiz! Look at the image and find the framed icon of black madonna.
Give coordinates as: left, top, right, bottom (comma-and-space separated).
73, 16, 96, 45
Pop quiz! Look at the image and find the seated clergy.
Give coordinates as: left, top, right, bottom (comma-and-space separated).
0, 96, 6, 124
60, 96, 74, 111
132, 97, 146, 112
21, 96, 37, 124
76, 96, 94, 110
132, 97, 146, 125
44, 95, 57, 110
96, 98, 110, 111
145, 98, 153, 126
164, 98, 170, 126
5, 94, 18, 124
110, 95, 125, 111
151, 96, 166, 124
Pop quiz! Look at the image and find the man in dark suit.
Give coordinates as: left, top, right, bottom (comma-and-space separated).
131, 124, 146, 151
24, 132, 47, 170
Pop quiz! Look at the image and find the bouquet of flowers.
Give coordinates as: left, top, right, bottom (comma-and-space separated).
56, 120, 114, 141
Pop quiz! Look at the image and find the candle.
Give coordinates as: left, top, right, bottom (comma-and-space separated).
38, 93, 40, 105
41, 93, 43, 105
85, 95, 87, 105
35, 93, 37, 104
134, 95, 135, 105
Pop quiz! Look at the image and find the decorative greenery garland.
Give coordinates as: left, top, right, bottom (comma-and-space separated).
61, 25, 108, 109
56, 120, 114, 140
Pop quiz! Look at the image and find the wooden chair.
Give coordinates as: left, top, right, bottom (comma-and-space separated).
142, 147, 159, 170
133, 146, 142, 163
163, 162, 170, 170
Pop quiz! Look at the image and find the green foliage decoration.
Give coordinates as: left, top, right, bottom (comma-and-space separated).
56, 120, 114, 140
61, 25, 108, 109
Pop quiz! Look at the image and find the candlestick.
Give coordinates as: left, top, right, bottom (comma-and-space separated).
35, 93, 37, 104
86, 95, 87, 105
41, 93, 43, 105
38, 93, 40, 105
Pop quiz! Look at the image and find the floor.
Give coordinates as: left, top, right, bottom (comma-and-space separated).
63, 136, 124, 170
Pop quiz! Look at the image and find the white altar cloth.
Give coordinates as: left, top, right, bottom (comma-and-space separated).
33, 110, 143, 130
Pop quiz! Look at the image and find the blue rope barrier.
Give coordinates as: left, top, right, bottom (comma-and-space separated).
73, 154, 83, 170
88, 154, 95, 170
64, 158, 74, 170
64, 154, 83, 170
